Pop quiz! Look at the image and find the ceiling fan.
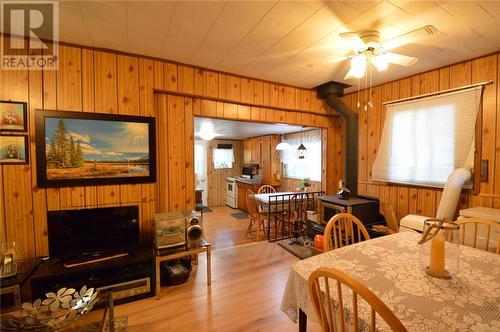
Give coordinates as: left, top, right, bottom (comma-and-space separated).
333, 25, 437, 80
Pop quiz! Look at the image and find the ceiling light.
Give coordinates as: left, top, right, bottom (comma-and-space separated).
371, 54, 388, 72
198, 122, 216, 141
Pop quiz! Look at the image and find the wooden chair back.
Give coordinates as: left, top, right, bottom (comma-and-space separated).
245, 189, 259, 219
380, 201, 399, 233
456, 217, 500, 254
308, 267, 407, 332
324, 213, 370, 251
258, 185, 276, 194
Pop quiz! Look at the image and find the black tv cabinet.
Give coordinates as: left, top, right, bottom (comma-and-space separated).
30, 246, 155, 306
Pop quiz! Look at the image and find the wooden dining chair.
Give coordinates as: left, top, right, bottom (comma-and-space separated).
456, 217, 500, 254
257, 185, 276, 213
274, 193, 307, 241
324, 213, 370, 251
308, 267, 407, 332
245, 189, 266, 241
258, 185, 276, 194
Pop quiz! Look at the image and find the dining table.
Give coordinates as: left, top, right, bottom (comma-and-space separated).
253, 191, 298, 206
281, 231, 500, 331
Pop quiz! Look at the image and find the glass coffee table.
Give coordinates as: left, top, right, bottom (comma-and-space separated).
1, 291, 128, 332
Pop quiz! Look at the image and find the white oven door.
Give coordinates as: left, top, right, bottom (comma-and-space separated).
226, 195, 237, 208
226, 179, 236, 198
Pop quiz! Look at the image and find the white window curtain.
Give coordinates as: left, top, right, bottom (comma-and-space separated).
372, 86, 483, 187
282, 130, 322, 182
213, 148, 234, 169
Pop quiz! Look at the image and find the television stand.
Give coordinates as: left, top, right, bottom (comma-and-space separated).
63, 252, 129, 268
30, 246, 154, 306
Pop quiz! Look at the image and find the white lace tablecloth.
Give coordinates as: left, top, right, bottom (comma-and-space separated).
281, 232, 500, 331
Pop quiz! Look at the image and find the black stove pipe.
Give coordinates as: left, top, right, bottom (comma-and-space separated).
315, 81, 358, 197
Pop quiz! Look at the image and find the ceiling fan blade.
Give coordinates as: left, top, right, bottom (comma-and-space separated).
381, 25, 437, 50
339, 31, 366, 51
327, 55, 351, 64
385, 52, 418, 66
344, 67, 357, 80
308, 55, 351, 68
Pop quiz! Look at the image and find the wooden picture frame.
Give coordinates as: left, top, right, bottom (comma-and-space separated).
0, 134, 29, 164
35, 109, 156, 188
0, 100, 28, 133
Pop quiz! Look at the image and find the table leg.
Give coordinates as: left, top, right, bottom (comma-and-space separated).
299, 308, 307, 332
207, 246, 211, 286
155, 257, 161, 298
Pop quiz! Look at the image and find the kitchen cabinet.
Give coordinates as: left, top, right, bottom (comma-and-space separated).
243, 139, 252, 164
236, 181, 261, 212
260, 135, 281, 186
251, 138, 261, 164
260, 136, 271, 184
243, 138, 262, 165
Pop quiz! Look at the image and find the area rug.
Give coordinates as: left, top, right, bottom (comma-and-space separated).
230, 211, 248, 220
276, 238, 316, 260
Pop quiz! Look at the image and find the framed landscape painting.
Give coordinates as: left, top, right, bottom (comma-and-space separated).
35, 110, 156, 187
0, 134, 29, 164
0, 100, 28, 132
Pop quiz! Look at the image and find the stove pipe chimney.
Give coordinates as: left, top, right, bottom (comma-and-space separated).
315, 81, 358, 197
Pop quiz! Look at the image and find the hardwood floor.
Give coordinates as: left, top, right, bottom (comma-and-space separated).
118, 241, 311, 331
116, 206, 321, 331
203, 205, 257, 250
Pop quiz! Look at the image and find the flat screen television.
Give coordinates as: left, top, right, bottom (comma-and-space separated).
47, 206, 140, 259
35, 109, 156, 187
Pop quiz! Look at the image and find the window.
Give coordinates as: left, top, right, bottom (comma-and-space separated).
372, 86, 482, 187
195, 141, 206, 176
212, 148, 234, 169
282, 130, 322, 182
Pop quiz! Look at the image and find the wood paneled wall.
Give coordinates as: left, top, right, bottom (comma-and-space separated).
0, 39, 341, 259
206, 139, 243, 207
342, 52, 500, 221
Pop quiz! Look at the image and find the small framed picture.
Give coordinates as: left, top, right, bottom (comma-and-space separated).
0, 134, 29, 164
0, 100, 28, 132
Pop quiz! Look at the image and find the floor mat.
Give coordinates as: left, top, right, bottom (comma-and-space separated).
230, 211, 248, 220
202, 206, 213, 213
276, 238, 316, 260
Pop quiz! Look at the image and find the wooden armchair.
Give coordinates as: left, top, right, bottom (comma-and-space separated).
258, 185, 276, 194
324, 213, 370, 251
308, 267, 407, 332
456, 217, 500, 254
245, 190, 266, 241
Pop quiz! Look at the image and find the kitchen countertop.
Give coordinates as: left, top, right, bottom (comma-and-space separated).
234, 177, 262, 185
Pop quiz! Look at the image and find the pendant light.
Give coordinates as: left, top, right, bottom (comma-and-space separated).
296, 128, 308, 159
296, 143, 307, 159
276, 134, 290, 151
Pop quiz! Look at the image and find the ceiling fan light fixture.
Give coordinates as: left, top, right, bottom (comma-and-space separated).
371, 54, 389, 72
349, 55, 366, 79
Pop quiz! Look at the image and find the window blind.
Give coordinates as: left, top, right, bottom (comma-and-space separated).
372, 86, 483, 187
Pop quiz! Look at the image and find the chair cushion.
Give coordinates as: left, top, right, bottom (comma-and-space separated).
400, 214, 430, 232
